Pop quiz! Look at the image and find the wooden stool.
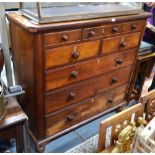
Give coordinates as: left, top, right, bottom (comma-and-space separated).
126, 51, 155, 102
0, 97, 31, 152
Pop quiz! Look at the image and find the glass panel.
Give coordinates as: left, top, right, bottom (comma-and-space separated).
20, 2, 143, 23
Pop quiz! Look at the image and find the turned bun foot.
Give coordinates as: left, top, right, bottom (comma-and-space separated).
36, 145, 45, 153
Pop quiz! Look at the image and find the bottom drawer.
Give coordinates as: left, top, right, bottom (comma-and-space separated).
46, 84, 127, 137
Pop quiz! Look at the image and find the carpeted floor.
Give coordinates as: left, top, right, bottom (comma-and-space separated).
66, 134, 99, 153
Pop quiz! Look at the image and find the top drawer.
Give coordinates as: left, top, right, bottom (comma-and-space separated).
122, 20, 145, 33
83, 24, 122, 39
43, 29, 82, 47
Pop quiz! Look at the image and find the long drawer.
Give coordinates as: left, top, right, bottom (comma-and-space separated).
45, 49, 136, 91
45, 66, 132, 113
45, 40, 100, 69
46, 84, 127, 137
102, 32, 141, 55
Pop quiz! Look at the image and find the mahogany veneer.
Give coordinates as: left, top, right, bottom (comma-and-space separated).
6, 12, 150, 152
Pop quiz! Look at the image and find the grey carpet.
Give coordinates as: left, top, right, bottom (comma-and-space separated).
66, 134, 98, 153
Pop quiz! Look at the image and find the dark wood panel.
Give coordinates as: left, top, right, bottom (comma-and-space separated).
45, 49, 136, 91
102, 32, 141, 55
43, 29, 82, 47
9, 22, 37, 136
45, 40, 100, 69
46, 84, 127, 136
45, 66, 132, 113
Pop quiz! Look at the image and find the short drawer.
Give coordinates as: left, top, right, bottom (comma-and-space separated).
43, 29, 82, 47
46, 84, 127, 137
45, 49, 136, 91
45, 66, 132, 113
45, 40, 100, 69
122, 20, 145, 33
102, 32, 141, 55
83, 24, 122, 39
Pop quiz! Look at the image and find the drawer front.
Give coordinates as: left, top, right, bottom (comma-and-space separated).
45, 40, 100, 69
43, 29, 82, 47
102, 32, 141, 55
104, 24, 122, 36
83, 24, 122, 39
122, 20, 145, 33
46, 84, 127, 136
45, 49, 136, 91
45, 66, 132, 113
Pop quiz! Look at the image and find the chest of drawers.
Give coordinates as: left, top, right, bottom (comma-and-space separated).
7, 12, 150, 152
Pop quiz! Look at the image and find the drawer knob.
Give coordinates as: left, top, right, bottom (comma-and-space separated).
116, 59, 123, 65
107, 98, 113, 104
69, 92, 76, 99
71, 71, 78, 78
112, 77, 118, 83
131, 24, 137, 30
62, 35, 68, 41
72, 51, 80, 59
120, 41, 126, 48
67, 114, 74, 121
112, 26, 118, 33
89, 30, 95, 37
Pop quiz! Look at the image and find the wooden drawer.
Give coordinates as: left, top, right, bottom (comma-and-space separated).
45, 49, 136, 91
122, 20, 145, 33
102, 32, 141, 55
43, 29, 82, 47
46, 84, 127, 136
83, 24, 122, 39
45, 66, 132, 113
45, 40, 100, 69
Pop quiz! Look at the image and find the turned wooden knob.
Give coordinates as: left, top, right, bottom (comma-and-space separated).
112, 26, 118, 33
62, 35, 68, 41
89, 30, 95, 37
116, 59, 123, 65
131, 24, 137, 30
67, 114, 74, 121
69, 92, 76, 99
107, 98, 113, 104
71, 71, 78, 78
120, 41, 126, 48
72, 50, 79, 59
112, 77, 118, 83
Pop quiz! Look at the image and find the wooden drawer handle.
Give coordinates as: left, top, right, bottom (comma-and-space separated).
116, 59, 123, 65
131, 24, 137, 30
120, 41, 126, 48
67, 114, 74, 121
62, 35, 68, 41
72, 51, 80, 59
71, 71, 78, 78
112, 26, 118, 33
107, 98, 113, 104
112, 77, 118, 83
69, 92, 76, 99
89, 30, 95, 37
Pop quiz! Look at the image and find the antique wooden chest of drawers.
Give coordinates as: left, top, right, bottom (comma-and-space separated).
6, 12, 150, 152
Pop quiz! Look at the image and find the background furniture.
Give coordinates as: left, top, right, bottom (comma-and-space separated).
97, 103, 145, 152
126, 44, 155, 101
7, 11, 150, 152
0, 97, 31, 152
141, 89, 155, 121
